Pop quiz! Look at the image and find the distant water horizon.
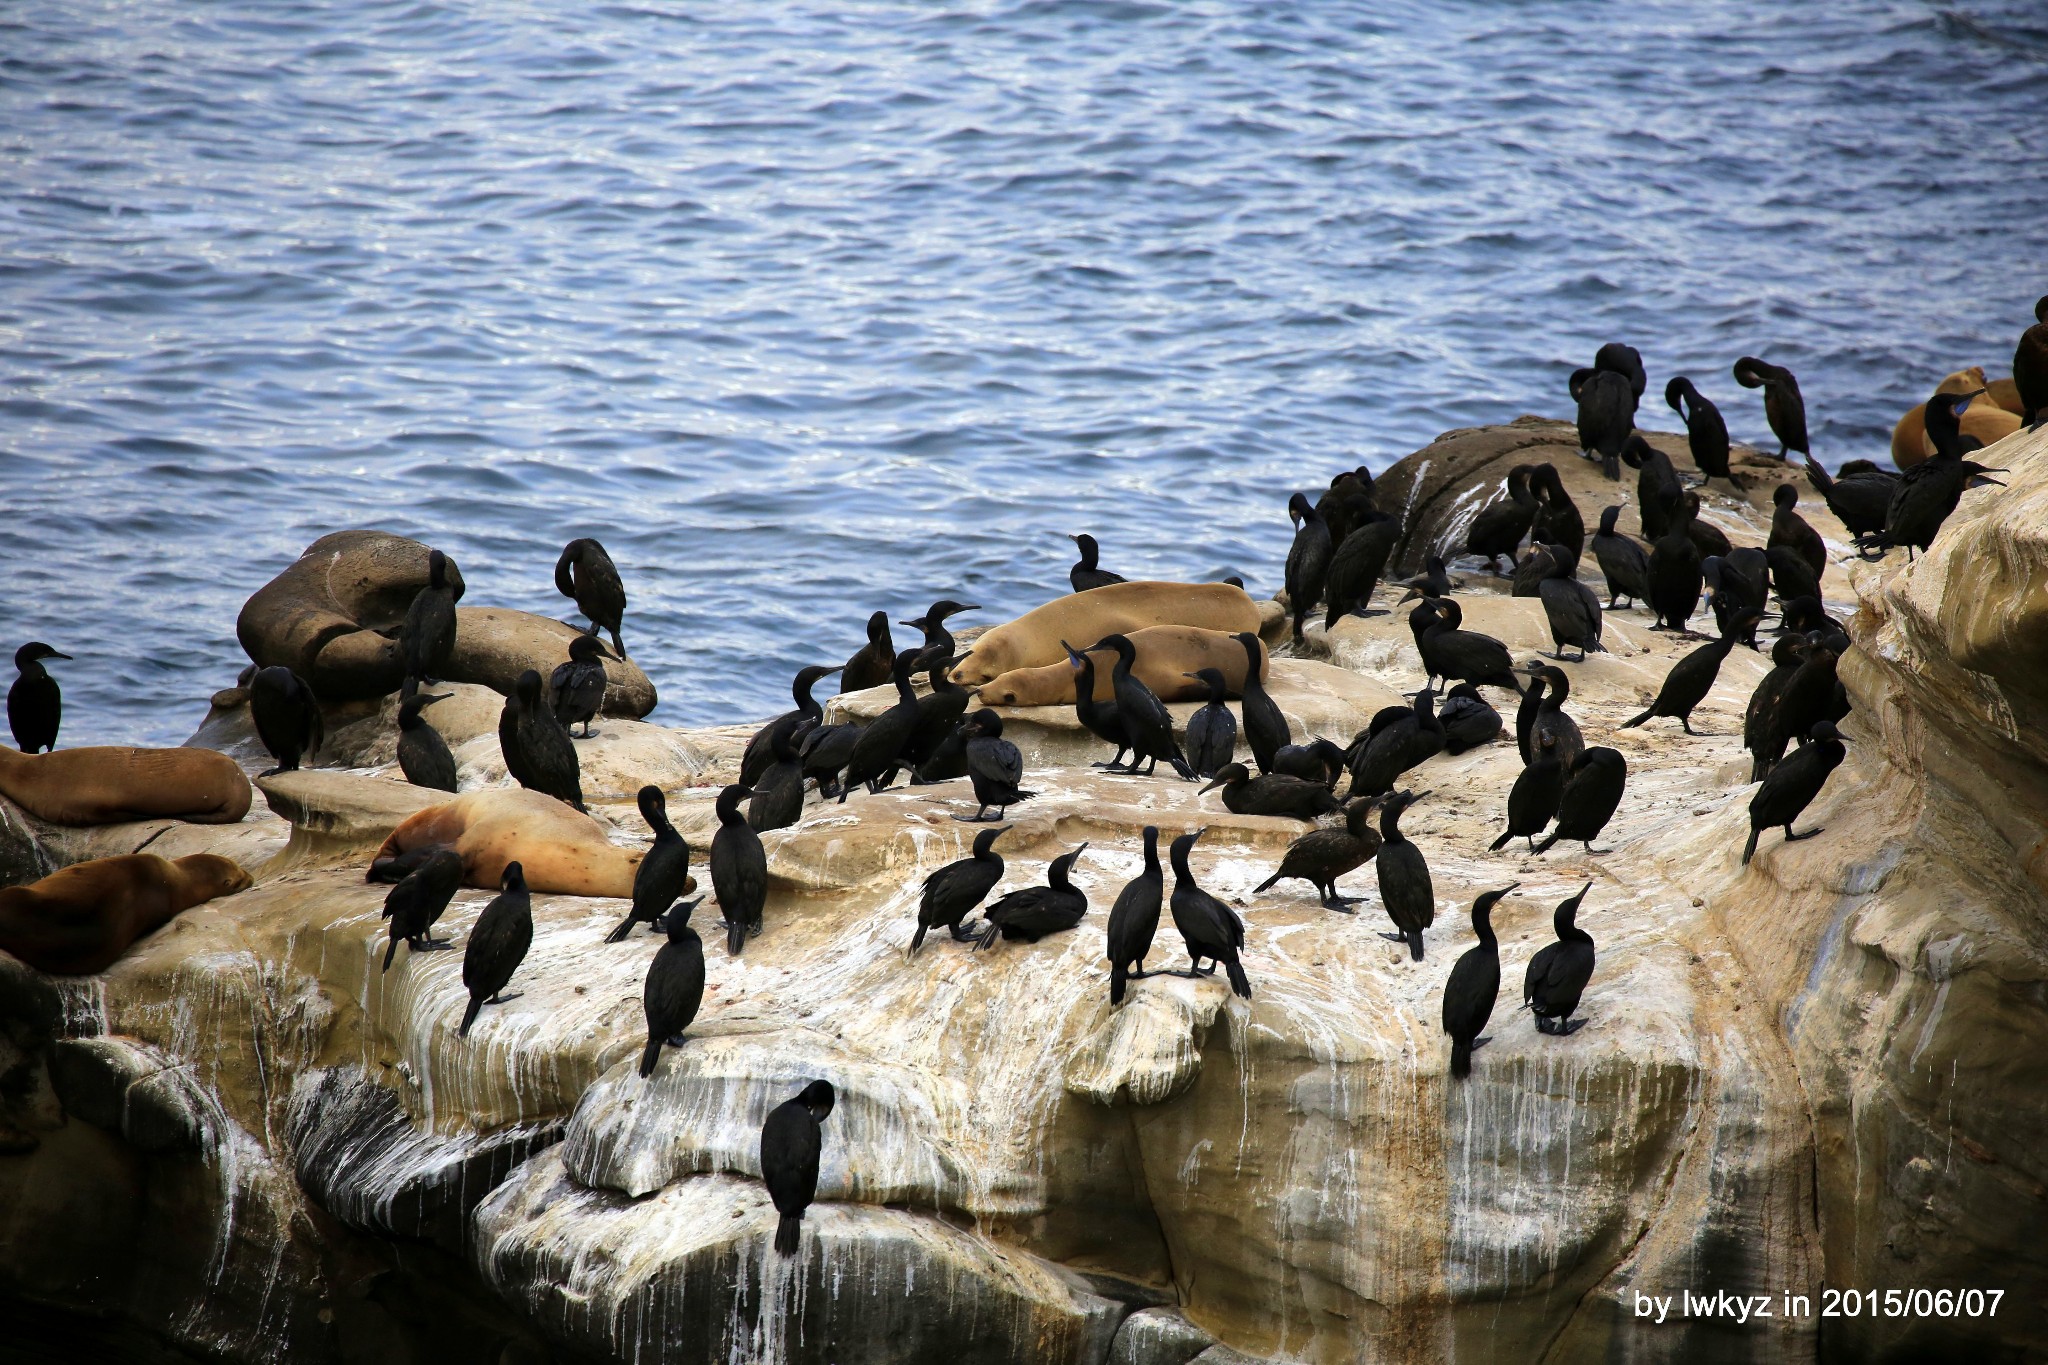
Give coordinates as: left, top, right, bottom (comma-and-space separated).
4, 0, 2046, 746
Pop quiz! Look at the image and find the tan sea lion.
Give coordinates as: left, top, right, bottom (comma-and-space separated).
0, 746, 252, 826
974, 626, 1268, 707
1890, 367, 2023, 469
949, 582, 1261, 687
0, 853, 252, 974
1988, 376, 2025, 416
370, 787, 662, 898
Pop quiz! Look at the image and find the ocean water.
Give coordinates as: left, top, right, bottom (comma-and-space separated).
3, 0, 2044, 746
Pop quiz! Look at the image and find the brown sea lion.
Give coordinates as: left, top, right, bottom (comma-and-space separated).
0, 854, 251, 974
949, 582, 1261, 688
0, 746, 252, 826
369, 787, 662, 898
1890, 367, 2023, 469
974, 626, 1268, 707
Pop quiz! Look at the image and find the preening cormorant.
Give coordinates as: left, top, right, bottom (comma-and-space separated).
1665, 376, 1732, 484
747, 726, 808, 833
1733, 356, 1809, 459
1535, 546, 1604, 661
1645, 496, 1704, 632
1571, 368, 1634, 479
381, 849, 463, 971
1769, 484, 1828, 579
1345, 687, 1444, 798
1519, 664, 1584, 773
1621, 434, 1684, 542
1323, 512, 1399, 628
1438, 682, 1503, 754
1463, 466, 1541, 573
555, 538, 627, 656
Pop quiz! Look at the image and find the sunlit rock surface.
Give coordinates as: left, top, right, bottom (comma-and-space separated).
1, 423, 2043, 1363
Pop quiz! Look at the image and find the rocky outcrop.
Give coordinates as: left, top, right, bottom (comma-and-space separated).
3, 423, 2045, 1362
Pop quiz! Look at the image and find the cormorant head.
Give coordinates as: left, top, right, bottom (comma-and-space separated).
966, 709, 1003, 737
796, 664, 841, 690
426, 548, 448, 588
1773, 484, 1797, 509
866, 611, 892, 643
662, 898, 702, 937
1732, 357, 1769, 389
1962, 463, 2007, 488
1663, 375, 1691, 413
973, 825, 1009, 856
797, 1079, 837, 1121
929, 600, 979, 621
14, 642, 71, 669
1473, 883, 1519, 918
398, 691, 451, 726
1287, 491, 1313, 524
1809, 720, 1847, 744
1554, 880, 1593, 926
566, 634, 613, 663
1184, 667, 1227, 700
514, 669, 545, 705
1196, 763, 1250, 795
500, 861, 525, 891
637, 784, 667, 825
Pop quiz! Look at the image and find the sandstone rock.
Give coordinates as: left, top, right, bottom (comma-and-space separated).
444, 604, 657, 718
257, 768, 444, 866
1109, 1308, 1216, 1365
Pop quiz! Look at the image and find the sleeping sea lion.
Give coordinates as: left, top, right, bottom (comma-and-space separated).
974, 626, 1268, 707
0, 853, 252, 974
0, 745, 251, 826
369, 787, 665, 899
949, 582, 1261, 688
1890, 367, 2023, 469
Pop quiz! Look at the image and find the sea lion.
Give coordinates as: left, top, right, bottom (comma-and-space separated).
949, 582, 1261, 688
0, 745, 252, 826
0, 853, 252, 974
1987, 376, 2025, 417
1890, 367, 2023, 469
974, 626, 1269, 707
368, 787, 664, 899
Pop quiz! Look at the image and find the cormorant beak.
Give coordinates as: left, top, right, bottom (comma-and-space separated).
1072, 843, 1090, 856
1969, 473, 2006, 488
954, 604, 980, 614
903, 617, 928, 630
1190, 827, 1208, 844
1197, 775, 1227, 795
48, 651, 73, 660
1066, 534, 1082, 544
1502, 882, 1521, 894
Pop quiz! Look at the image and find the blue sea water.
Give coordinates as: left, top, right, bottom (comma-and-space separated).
2, 0, 2045, 746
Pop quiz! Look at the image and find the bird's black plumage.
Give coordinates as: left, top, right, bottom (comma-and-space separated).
1733, 356, 1809, 458
902, 651, 972, 777
1064, 643, 1133, 771
1622, 613, 1754, 735
1646, 496, 1703, 633
1373, 791, 1434, 961
1589, 505, 1652, 609
1167, 829, 1250, 997
1233, 632, 1290, 774
1885, 392, 2006, 559
499, 669, 584, 810
711, 783, 767, 956
1744, 721, 1848, 865
2015, 294, 2048, 430
840, 647, 929, 798
1572, 368, 1634, 479
1442, 885, 1516, 1079
1438, 682, 1503, 754
1416, 599, 1523, 693
1619, 434, 1684, 543
1528, 464, 1585, 566
1284, 492, 1333, 639
1345, 688, 1444, 798
742, 665, 840, 788
1092, 633, 1194, 779
381, 848, 463, 972
1069, 534, 1126, 592
1200, 762, 1341, 821
841, 612, 896, 692
747, 726, 808, 833
251, 665, 325, 777
975, 845, 1090, 949
959, 709, 1030, 822
402, 549, 460, 686
913, 825, 1007, 953
1665, 376, 1732, 484
459, 862, 533, 1038
555, 538, 627, 656
1534, 747, 1628, 855
1491, 734, 1563, 853
1769, 484, 1828, 578
1253, 796, 1383, 909
549, 634, 612, 738
1748, 635, 1838, 782
1520, 664, 1584, 773
639, 899, 705, 1078
1322, 512, 1399, 629
396, 690, 458, 792
1183, 668, 1239, 779
8, 643, 69, 754
1803, 457, 1894, 557
607, 785, 692, 942
1463, 465, 1541, 573
1535, 546, 1603, 661
1524, 882, 1596, 1035
1106, 825, 1164, 1003
761, 1080, 835, 1256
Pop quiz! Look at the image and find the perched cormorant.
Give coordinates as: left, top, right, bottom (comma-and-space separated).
1519, 664, 1584, 773
1528, 464, 1585, 566
251, 665, 325, 776
841, 612, 896, 691
550, 634, 612, 739
499, 669, 584, 810
1167, 829, 1250, 996
1254, 795, 1383, 909
1803, 457, 1894, 558
607, 785, 692, 942
1183, 668, 1239, 779
1463, 466, 1541, 573
1106, 825, 1163, 1003
1394, 556, 1459, 603
1510, 542, 1563, 600
381, 849, 463, 971
1743, 636, 1805, 770
459, 861, 533, 1038
396, 690, 458, 792
1524, 882, 1596, 1035
1885, 392, 2006, 559
1589, 506, 1652, 609
901, 651, 970, 778
1571, 368, 1634, 479
402, 548, 460, 686
1200, 762, 1342, 821
743, 665, 840, 788
1534, 747, 1628, 854
2015, 294, 2048, 431
761, 1080, 836, 1256
711, 783, 766, 956
1065, 643, 1133, 771
1621, 612, 1756, 735
1323, 512, 1400, 628
554, 538, 627, 656
1284, 492, 1333, 639
1744, 721, 1848, 864
1417, 599, 1523, 693
1515, 664, 1546, 764
841, 647, 929, 798
1536, 546, 1604, 661
1235, 632, 1290, 773
1703, 551, 1770, 642
1748, 635, 1838, 782
639, 898, 705, 1077
1346, 688, 1445, 798
1373, 790, 1435, 960
1595, 341, 1647, 404
913, 825, 1006, 953
1438, 682, 1503, 754
1733, 356, 1809, 459
902, 600, 979, 660
1769, 484, 1828, 578
959, 709, 1030, 822
1779, 596, 1851, 656
1620, 434, 1684, 542
1665, 376, 1732, 484
748, 727, 807, 833
1068, 534, 1126, 593
1492, 733, 1563, 853
1091, 634, 1194, 779
975, 845, 1089, 949
1441, 885, 1517, 1079
1272, 736, 1349, 785
798, 718, 860, 799
8, 643, 69, 754
1762, 545, 1821, 613
1645, 496, 1704, 632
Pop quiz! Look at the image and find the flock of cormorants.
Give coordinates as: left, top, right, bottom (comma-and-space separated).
8, 303, 2040, 1258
